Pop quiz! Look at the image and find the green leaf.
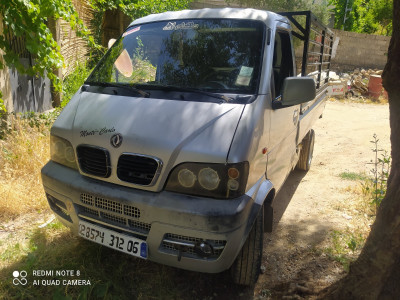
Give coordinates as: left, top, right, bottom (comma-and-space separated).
52, 288, 73, 300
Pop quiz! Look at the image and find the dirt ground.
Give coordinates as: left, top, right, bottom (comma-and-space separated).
254, 100, 390, 299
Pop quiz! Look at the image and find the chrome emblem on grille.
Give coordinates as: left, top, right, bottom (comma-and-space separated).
110, 133, 123, 148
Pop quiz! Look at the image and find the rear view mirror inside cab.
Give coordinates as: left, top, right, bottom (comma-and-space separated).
108, 38, 134, 78
114, 49, 133, 78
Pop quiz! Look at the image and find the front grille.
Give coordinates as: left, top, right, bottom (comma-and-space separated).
128, 219, 151, 233
95, 197, 122, 214
76, 203, 151, 238
117, 154, 161, 185
80, 193, 93, 206
124, 205, 141, 218
80, 193, 141, 219
78, 193, 149, 238
77, 145, 111, 178
81, 206, 99, 217
101, 212, 126, 225
160, 233, 226, 260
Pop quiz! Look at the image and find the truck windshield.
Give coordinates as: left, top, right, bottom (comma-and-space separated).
87, 19, 265, 100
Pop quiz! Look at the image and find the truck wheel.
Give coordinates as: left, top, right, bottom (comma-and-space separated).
230, 206, 264, 286
296, 129, 315, 171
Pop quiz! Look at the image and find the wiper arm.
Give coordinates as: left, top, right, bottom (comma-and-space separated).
85, 82, 150, 98
143, 84, 233, 103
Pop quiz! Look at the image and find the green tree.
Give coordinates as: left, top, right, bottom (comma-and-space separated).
369, 0, 393, 35
90, 0, 189, 19
0, 0, 95, 91
329, 0, 354, 30
88, 0, 190, 63
330, 0, 393, 35
226, 0, 331, 24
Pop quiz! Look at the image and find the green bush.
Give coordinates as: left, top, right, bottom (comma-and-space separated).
0, 90, 6, 114
61, 62, 92, 108
368, 134, 391, 210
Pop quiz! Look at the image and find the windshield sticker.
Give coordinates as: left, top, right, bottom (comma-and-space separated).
122, 27, 141, 37
163, 22, 199, 31
235, 66, 254, 86
80, 127, 116, 138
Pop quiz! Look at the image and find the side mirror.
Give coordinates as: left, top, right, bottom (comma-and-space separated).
108, 38, 117, 49
275, 77, 316, 108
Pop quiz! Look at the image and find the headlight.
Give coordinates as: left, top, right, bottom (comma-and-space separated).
50, 135, 78, 169
198, 168, 220, 190
165, 162, 249, 199
178, 169, 197, 188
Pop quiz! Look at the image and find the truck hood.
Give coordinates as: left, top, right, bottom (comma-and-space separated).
54, 92, 244, 191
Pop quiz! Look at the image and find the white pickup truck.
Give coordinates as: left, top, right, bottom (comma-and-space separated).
41, 8, 333, 285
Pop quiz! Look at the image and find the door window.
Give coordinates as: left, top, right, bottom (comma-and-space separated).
272, 31, 294, 99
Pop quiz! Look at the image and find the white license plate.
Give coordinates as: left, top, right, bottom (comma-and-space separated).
78, 220, 147, 259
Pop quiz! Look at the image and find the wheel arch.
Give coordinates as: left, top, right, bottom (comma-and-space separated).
253, 179, 275, 233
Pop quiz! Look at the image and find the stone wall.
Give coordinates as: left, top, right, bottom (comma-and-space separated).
330, 29, 390, 72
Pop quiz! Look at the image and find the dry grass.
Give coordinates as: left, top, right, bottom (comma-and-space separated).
0, 115, 52, 221
334, 180, 376, 230
323, 177, 378, 270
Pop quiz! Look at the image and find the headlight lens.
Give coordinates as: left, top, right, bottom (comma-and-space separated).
178, 169, 197, 188
50, 135, 78, 169
198, 168, 220, 190
165, 162, 249, 199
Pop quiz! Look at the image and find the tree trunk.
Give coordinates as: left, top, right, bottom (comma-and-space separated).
320, 1, 400, 299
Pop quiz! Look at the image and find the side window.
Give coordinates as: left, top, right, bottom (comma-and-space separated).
272, 31, 294, 99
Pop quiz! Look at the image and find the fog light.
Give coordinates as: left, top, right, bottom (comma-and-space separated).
194, 241, 214, 257
227, 179, 239, 191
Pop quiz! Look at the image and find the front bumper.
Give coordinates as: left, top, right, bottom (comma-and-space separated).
41, 161, 260, 273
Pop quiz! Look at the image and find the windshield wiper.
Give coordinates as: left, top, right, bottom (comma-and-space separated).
141, 84, 233, 103
85, 82, 150, 98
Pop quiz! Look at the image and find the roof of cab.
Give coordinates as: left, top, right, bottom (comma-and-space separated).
129, 8, 279, 27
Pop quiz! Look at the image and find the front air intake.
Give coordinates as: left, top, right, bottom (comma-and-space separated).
117, 154, 162, 186
76, 145, 111, 178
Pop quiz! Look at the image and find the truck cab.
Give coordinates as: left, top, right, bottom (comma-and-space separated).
41, 8, 333, 286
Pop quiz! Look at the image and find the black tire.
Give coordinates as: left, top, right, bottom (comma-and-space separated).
296, 129, 315, 171
230, 206, 264, 286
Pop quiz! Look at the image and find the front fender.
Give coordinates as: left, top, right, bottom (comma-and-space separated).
243, 177, 275, 242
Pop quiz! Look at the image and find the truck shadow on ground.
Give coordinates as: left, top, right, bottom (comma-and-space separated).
271, 169, 308, 226
254, 170, 343, 299
0, 170, 337, 300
